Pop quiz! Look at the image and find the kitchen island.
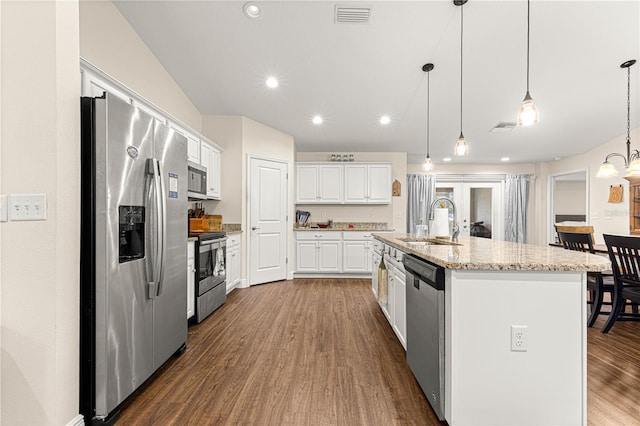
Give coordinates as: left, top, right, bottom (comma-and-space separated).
373, 234, 610, 426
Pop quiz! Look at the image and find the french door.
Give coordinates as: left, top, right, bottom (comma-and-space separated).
435, 181, 504, 240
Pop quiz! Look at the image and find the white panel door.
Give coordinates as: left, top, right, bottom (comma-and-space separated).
344, 164, 368, 203
249, 157, 288, 285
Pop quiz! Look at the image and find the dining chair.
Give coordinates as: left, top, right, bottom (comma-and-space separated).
555, 225, 596, 246
601, 234, 640, 333
557, 231, 614, 327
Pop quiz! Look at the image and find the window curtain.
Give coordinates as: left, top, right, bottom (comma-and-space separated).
407, 174, 436, 234
505, 174, 530, 243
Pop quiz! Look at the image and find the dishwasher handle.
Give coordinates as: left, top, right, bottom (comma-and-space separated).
403, 254, 445, 291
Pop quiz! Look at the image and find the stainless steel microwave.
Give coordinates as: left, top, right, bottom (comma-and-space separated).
187, 161, 207, 200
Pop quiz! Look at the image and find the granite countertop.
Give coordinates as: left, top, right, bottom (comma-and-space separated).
187, 236, 198, 242
225, 230, 243, 235
294, 222, 393, 232
374, 233, 611, 272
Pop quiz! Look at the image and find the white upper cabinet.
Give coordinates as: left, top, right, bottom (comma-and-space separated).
200, 141, 221, 200
186, 134, 200, 163
295, 162, 390, 205
296, 164, 342, 203
344, 164, 391, 204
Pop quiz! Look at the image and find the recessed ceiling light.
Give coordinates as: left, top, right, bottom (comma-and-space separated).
554, 157, 562, 161
312, 116, 323, 125
266, 77, 278, 88
501, 157, 510, 162
380, 115, 391, 125
443, 157, 452, 162
243, 3, 262, 19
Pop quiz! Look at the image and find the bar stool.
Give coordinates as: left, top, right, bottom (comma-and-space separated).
557, 231, 614, 327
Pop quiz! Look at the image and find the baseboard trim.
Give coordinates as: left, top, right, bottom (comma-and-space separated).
293, 273, 372, 279
67, 414, 84, 426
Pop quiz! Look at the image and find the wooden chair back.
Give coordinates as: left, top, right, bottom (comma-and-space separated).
555, 225, 595, 244
603, 234, 640, 286
557, 231, 595, 254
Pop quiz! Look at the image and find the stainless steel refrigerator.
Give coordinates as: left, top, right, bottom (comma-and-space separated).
80, 93, 187, 424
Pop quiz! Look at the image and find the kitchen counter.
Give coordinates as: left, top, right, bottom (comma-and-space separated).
373, 234, 604, 425
374, 233, 610, 272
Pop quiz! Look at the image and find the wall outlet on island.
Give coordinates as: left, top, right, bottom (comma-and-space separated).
510, 325, 528, 352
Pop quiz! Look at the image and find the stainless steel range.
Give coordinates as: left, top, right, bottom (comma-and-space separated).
190, 231, 227, 323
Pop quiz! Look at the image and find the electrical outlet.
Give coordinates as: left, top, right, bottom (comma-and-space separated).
370, 212, 375, 218
321, 211, 326, 218
510, 325, 528, 352
9, 194, 47, 221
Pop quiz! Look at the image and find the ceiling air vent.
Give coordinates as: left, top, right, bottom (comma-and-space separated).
489, 122, 516, 133
335, 5, 371, 24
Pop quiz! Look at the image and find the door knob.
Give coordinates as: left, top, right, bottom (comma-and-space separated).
252, 226, 260, 230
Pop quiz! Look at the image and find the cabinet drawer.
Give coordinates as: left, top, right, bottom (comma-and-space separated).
296, 231, 342, 240
342, 231, 374, 240
227, 234, 241, 247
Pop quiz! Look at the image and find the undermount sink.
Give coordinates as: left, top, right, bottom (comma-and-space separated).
399, 237, 463, 246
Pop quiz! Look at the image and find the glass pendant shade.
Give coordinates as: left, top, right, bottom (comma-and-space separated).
517, 92, 540, 126
422, 156, 434, 171
454, 134, 469, 156
596, 161, 619, 178
627, 159, 640, 177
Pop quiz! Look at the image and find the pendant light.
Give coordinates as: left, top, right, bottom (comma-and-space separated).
517, 0, 540, 126
596, 59, 638, 178
422, 63, 435, 171
454, 0, 469, 156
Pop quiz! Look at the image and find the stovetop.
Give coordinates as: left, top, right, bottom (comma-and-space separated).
189, 230, 226, 240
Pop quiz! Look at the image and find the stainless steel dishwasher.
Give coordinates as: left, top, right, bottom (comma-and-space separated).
403, 254, 446, 421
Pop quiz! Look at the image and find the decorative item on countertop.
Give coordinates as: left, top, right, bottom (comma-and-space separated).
392, 179, 401, 196
608, 185, 623, 203
377, 253, 388, 304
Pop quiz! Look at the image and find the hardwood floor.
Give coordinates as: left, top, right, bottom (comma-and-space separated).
116, 279, 640, 425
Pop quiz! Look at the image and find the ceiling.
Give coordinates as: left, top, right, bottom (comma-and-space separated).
113, 1, 640, 164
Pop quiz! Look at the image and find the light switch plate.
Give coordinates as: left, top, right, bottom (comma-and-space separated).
9, 194, 47, 221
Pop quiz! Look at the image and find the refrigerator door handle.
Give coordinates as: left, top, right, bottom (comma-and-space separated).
146, 158, 162, 299
156, 159, 167, 297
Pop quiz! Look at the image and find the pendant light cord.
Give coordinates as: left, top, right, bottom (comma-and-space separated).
427, 70, 430, 156
526, 0, 530, 93
460, 4, 464, 134
628, 65, 631, 145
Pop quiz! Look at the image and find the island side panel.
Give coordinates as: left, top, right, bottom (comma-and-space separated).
445, 270, 586, 426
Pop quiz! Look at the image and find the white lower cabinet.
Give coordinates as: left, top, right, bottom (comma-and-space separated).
373, 241, 407, 350
187, 241, 195, 320
296, 232, 342, 273
296, 231, 383, 274
343, 231, 374, 273
227, 234, 241, 292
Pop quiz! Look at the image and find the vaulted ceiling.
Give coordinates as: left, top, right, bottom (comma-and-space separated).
114, 1, 640, 164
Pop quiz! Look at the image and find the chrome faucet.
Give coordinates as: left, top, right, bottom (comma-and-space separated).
428, 197, 460, 242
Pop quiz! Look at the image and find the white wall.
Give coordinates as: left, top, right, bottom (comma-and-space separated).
296, 152, 407, 232
201, 115, 296, 283
1, 1, 80, 424
243, 118, 296, 281
79, 0, 201, 131
201, 116, 243, 223
534, 128, 640, 245
554, 181, 586, 216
